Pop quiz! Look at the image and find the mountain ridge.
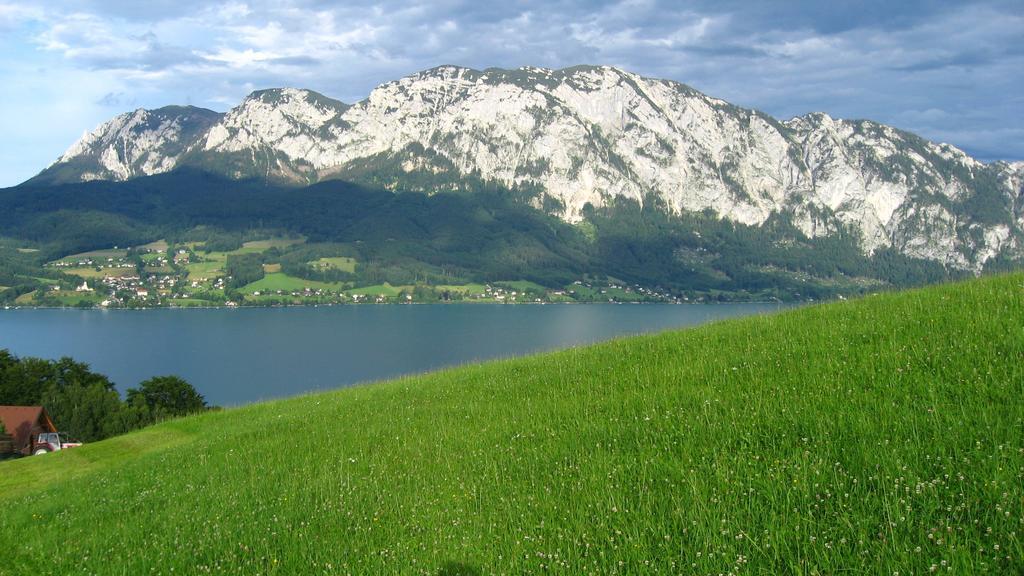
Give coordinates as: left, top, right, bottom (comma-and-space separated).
30, 64, 1024, 272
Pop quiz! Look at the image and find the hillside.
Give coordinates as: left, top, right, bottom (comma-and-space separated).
0, 172, 970, 305
29, 65, 1024, 272
1, 274, 1021, 574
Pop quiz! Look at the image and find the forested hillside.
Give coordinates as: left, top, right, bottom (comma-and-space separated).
0, 170, 982, 303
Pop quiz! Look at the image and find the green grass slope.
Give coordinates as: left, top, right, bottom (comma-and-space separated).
1, 275, 1022, 575
240, 272, 344, 294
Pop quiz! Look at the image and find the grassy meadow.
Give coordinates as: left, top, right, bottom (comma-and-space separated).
61, 266, 136, 279
48, 248, 128, 265
346, 282, 413, 297
434, 283, 489, 296
312, 256, 357, 273
0, 274, 1021, 574
239, 237, 306, 251
13, 290, 35, 304
240, 272, 345, 294
185, 260, 226, 281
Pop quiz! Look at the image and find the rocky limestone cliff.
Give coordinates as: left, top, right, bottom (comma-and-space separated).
41, 106, 222, 183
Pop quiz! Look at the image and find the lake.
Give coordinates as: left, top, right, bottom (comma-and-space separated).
0, 303, 781, 406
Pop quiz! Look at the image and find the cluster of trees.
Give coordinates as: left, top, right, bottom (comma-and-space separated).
225, 252, 265, 289
0, 350, 209, 442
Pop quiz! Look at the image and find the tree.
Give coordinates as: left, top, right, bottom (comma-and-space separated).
1, 353, 117, 411
39, 357, 123, 442
225, 253, 265, 289
126, 376, 207, 418
41, 380, 125, 441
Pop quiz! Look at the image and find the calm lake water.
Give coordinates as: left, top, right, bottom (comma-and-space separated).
0, 304, 780, 406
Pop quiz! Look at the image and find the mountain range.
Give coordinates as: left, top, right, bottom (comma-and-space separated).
32, 65, 1024, 273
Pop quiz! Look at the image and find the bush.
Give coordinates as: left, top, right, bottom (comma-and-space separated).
126, 376, 207, 419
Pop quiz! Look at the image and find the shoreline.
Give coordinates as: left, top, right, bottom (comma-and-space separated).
1, 298, 789, 312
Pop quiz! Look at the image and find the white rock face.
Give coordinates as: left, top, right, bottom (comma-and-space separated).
45, 106, 221, 183
56, 109, 182, 180
38, 65, 1024, 271
200, 88, 349, 175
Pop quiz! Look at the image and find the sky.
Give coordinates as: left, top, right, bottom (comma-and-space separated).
0, 0, 1021, 187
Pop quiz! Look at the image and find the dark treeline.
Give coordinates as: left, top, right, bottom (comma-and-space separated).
0, 350, 209, 442
225, 252, 266, 289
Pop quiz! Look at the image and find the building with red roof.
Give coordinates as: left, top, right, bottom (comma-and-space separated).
0, 406, 57, 455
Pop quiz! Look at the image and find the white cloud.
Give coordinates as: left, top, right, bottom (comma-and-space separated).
0, 1, 43, 26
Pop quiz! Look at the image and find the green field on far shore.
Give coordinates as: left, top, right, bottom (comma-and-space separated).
62, 267, 136, 279
48, 249, 127, 265
240, 272, 344, 294
434, 283, 488, 295
345, 282, 411, 297
310, 257, 356, 273
184, 260, 225, 280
